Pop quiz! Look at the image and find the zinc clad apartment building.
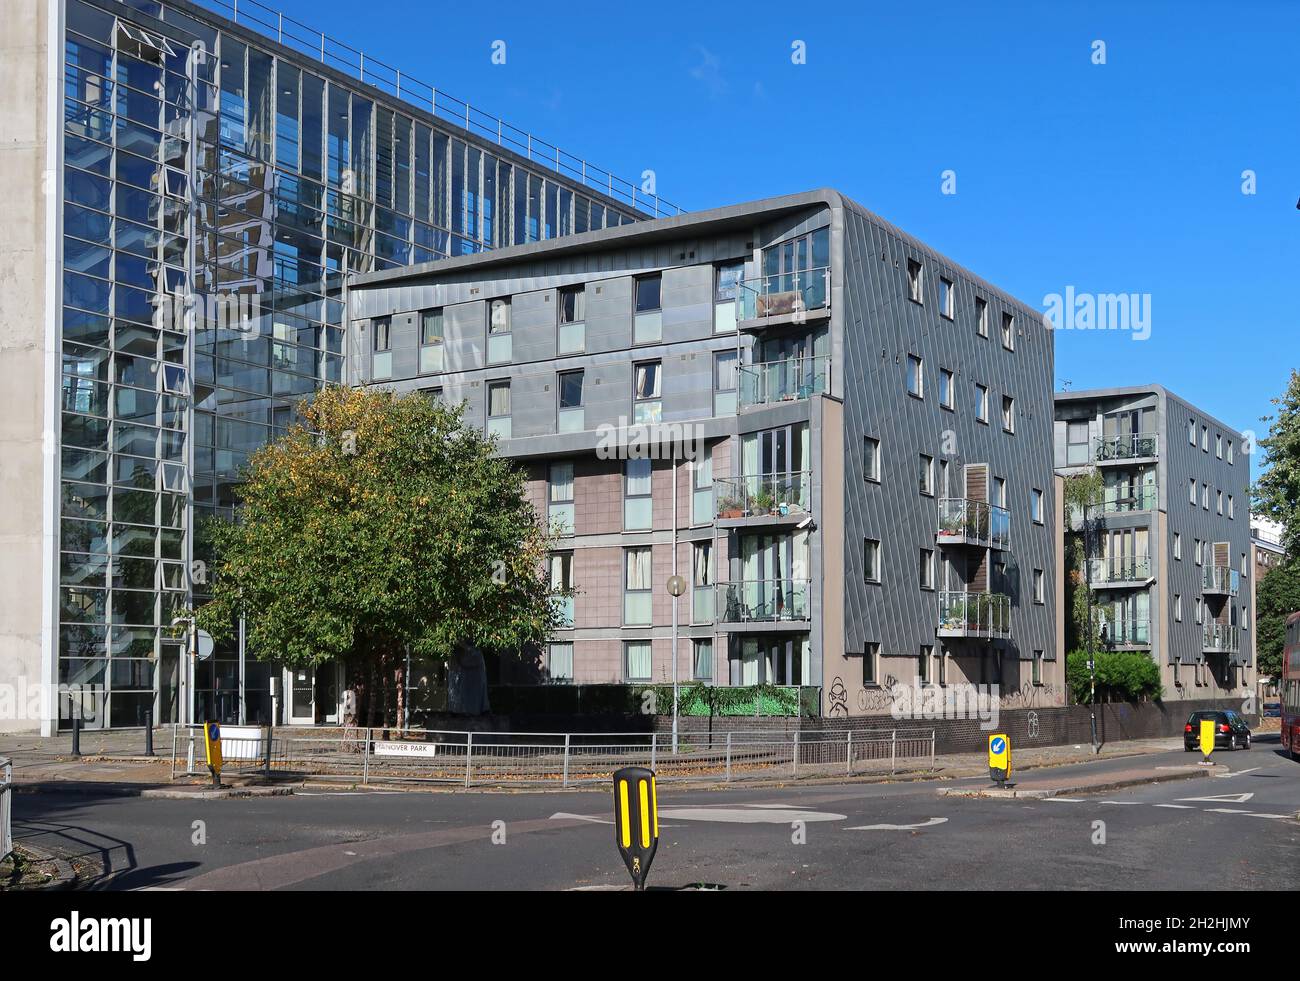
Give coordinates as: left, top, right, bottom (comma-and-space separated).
1053, 386, 1253, 699
1, 0, 672, 734
348, 189, 1063, 717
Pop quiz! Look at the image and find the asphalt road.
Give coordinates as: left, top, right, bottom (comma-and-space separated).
13, 736, 1300, 891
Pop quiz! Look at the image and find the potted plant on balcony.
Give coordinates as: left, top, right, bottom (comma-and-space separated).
717, 495, 744, 519
753, 488, 777, 515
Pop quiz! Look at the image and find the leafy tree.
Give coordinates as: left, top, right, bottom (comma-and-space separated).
196, 386, 561, 726
1066, 649, 1162, 704
1252, 369, 1300, 557
1062, 469, 1104, 652
1255, 557, 1300, 681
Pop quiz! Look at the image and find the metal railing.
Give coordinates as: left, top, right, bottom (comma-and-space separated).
736, 266, 831, 322
1202, 565, 1241, 596
186, 0, 683, 217
1203, 622, 1241, 654
738, 355, 831, 408
716, 579, 812, 623
1094, 433, 1159, 461
937, 590, 1011, 638
714, 471, 812, 519
1086, 555, 1153, 584
169, 725, 936, 786
1099, 617, 1151, 647
1094, 484, 1158, 514
0, 757, 11, 863
936, 498, 1010, 550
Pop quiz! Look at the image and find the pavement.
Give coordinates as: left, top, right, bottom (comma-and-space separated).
8, 733, 1298, 890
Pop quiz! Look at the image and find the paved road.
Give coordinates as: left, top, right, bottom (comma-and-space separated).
13, 737, 1300, 890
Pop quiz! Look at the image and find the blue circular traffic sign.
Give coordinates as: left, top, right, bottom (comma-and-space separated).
990, 737, 1005, 754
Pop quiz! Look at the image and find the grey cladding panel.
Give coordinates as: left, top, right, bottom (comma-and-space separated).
585, 277, 633, 354
446, 301, 485, 373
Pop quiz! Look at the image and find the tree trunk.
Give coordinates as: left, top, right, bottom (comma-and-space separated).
395, 656, 406, 733
365, 661, 379, 729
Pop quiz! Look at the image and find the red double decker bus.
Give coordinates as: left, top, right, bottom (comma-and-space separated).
1282, 611, 1300, 760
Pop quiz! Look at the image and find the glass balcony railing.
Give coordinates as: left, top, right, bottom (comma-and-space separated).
1201, 565, 1241, 596
736, 266, 831, 323
936, 499, 1010, 550
1099, 617, 1151, 647
937, 591, 1011, 638
1203, 622, 1240, 654
1094, 433, 1159, 462
716, 579, 811, 623
1094, 484, 1158, 514
714, 471, 812, 520
738, 356, 830, 408
1086, 555, 1153, 584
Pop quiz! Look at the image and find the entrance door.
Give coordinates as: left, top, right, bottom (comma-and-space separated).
288, 666, 315, 725
315, 663, 341, 725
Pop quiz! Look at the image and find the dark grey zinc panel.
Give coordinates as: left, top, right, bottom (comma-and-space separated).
585, 361, 631, 429
585, 276, 633, 354
510, 368, 555, 438
839, 202, 1058, 669
511, 289, 557, 363
389, 311, 419, 379
660, 264, 712, 345
445, 301, 485, 373
662, 346, 714, 423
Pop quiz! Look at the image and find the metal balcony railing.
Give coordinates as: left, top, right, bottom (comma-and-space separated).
736, 266, 831, 322
937, 591, 1011, 638
936, 499, 1010, 550
738, 356, 830, 408
1203, 622, 1240, 654
1094, 433, 1159, 462
716, 579, 811, 623
1094, 484, 1158, 514
1201, 565, 1241, 597
714, 471, 812, 520
1099, 617, 1151, 647
1086, 555, 1153, 584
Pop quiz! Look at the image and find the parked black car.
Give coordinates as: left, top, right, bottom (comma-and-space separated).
1183, 710, 1252, 751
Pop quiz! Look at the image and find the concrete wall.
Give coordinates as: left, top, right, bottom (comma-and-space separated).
0, 0, 55, 733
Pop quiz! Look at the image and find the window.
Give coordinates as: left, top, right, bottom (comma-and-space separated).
975, 383, 989, 423
863, 538, 881, 584
1031, 488, 1044, 524
1194, 597, 1202, 625
1173, 533, 1182, 560
624, 640, 652, 681
864, 436, 881, 482
939, 277, 954, 319
713, 260, 744, 334
920, 548, 934, 590
1195, 538, 1203, 566
547, 642, 573, 682
918, 645, 932, 684
1216, 433, 1223, 459
1033, 569, 1044, 604
863, 642, 879, 687
1227, 440, 1234, 464
486, 379, 511, 439
692, 638, 713, 681
1188, 418, 1196, 445
1217, 489, 1223, 515
633, 274, 662, 344
1189, 478, 1196, 505
1228, 494, 1234, 519
624, 548, 653, 625
691, 541, 714, 622
557, 285, 585, 354
1001, 395, 1015, 433
1201, 425, 1208, 451
487, 298, 512, 364
939, 368, 954, 410
713, 350, 738, 416
549, 551, 574, 627
1001, 312, 1014, 350
548, 461, 574, 534
1202, 482, 1209, 510
919, 454, 934, 496
419, 308, 444, 373
558, 369, 585, 432
624, 458, 653, 530
937, 647, 948, 686
633, 360, 662, 424
1066, 421, 1089, 465
907, 258, 923, 303
993, 476, 1006, 508
372, 315, 392, 380
907, 354, 924, 398
975, 297, 988, 337
1175, 594, 1182, 622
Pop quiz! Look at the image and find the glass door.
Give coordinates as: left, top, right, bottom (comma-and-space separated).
288, 666, 315, 725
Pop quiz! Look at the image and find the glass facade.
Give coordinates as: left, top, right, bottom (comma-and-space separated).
56, 0, 648, 728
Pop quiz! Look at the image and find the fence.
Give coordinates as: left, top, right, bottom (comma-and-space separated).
1, 758, 12, 863
170, 725, 936, 788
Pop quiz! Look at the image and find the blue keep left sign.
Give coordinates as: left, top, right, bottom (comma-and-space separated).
991, 737, 1005, 754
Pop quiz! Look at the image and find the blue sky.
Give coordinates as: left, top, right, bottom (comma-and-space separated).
266, 0, 1296, 477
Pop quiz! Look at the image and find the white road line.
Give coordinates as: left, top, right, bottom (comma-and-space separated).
657, 807, 847, 824
1098, 801, 1142, 805
1241, 813, 1293, 820
550, 812, 614, 825
1153, 804, 1194, 809
847, 817, 948, 831
1177, 792, 1254, 804
1203, 808, 1254, 814
1045, 798, 1086, 803
1215, 767, 1262, 778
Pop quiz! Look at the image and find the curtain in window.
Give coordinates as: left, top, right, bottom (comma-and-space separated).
626, 458, 651, 496
693, 453, 712, 489
549, 643, 573, 680
549, 463, 573, 502
489, 299, 510, 333
421, 310, 443, 344
714, 351, 738, 391
626, 641, 652, 679
635, 362, 660, 399
693, 639, 712, 679
693, 542, 711, 586
548, 554, 570, 591
488, 383, 510, 416
625, 548, 652, 590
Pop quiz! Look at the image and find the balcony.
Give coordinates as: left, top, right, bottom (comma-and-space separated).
1093, 433, 1159, 463
736, 266, 831, 330
937, 591, 1011, 639
738, 356, 831, 409
714, 471, 812, 525
1099, 617, 1151, 648
1203, 622, 1240, 655
716, 579, 811, 624
936, 499, 1010, 550
1201, 565, 1241, 597
1086, 555, 1153, 587
1093, 484, 1158, 515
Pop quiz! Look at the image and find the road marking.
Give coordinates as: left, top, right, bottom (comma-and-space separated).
657, 807, 846, 824
550, 812, 614, 825
846, 817, 948, 831
1176, 792, 1254, 804
1153, 804, 1194, 809
1214, 767, 1262, 779
1203, 808, 1254, 814
1242, 813, 1293, 820
1098, 801, 1141, 805
1045, 798, 1086, 803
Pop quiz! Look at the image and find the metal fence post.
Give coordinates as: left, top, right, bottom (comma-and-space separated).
362, 728, 371, 786
891, 730, 897, 774
792, 731, 799, 775
170, 725, 178, 781
650, 732, 656, 771
725, 732, 732, 782
930, 730, 936, 770
846, 729, 852, 774
562, 733, 570, 788
263, 722, 273, 773
465, 731, 473, 788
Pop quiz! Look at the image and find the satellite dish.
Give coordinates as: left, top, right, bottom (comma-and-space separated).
194, 629, 215, 661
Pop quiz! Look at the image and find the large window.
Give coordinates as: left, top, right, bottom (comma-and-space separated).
692, 541, 713, 623
864, 436, 881, 482
907, 354, 924, 398
634, 274, 662, 344
487, 380, 511, 439
976, 384, 989, 423
558, 369, 584, 432
549, 551, 574, 627
864, 538, 881, 584
714, 261, 744, 333
633, 360, 662, 423
548, 462, 574, 534
1066, 421, 1089, 465
558, 285, 585, 354
372, 316, 392, 380
713, 350, 738, 416
624, 640, 652, 681
548, 642, 573, 682
692, 638, 713, 681
419, 308, 443, 373
624, 458, 653, 530
624, 547, 653, 625
907, 259, 923, 303
487, 298, 512, 364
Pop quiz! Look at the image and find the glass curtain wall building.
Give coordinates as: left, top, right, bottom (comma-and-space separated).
37, 0, 674, 732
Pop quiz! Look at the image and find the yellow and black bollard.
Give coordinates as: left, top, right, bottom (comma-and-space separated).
612, 766, 659, 891
203, 721, 223, 789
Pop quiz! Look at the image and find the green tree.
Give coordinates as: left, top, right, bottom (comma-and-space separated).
1255, 557, 1300, 681
196, 386, 561, 726
1062, 469, 1104, 652
1252, 369, 1300, 557
1066, 650, 1162, 704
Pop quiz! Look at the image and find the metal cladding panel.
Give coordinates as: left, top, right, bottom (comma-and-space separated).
511, 289, 557, 363
838, 201, 1059, 668
445, 300, 485, 373
585, 277, 634, 354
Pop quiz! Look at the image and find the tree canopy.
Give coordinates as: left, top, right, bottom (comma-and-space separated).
1252, 368, 1300, 556
1255, 557, 1300, 681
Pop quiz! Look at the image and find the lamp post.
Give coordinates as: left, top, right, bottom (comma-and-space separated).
666, 574, 687, 755
1083, 498, 1099, 754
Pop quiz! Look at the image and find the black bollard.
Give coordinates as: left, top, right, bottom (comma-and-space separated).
70, 714, 82, 758
143, 706, 154, 757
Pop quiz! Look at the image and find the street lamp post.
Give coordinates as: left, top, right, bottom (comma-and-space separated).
1084, 499, 1099, 754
